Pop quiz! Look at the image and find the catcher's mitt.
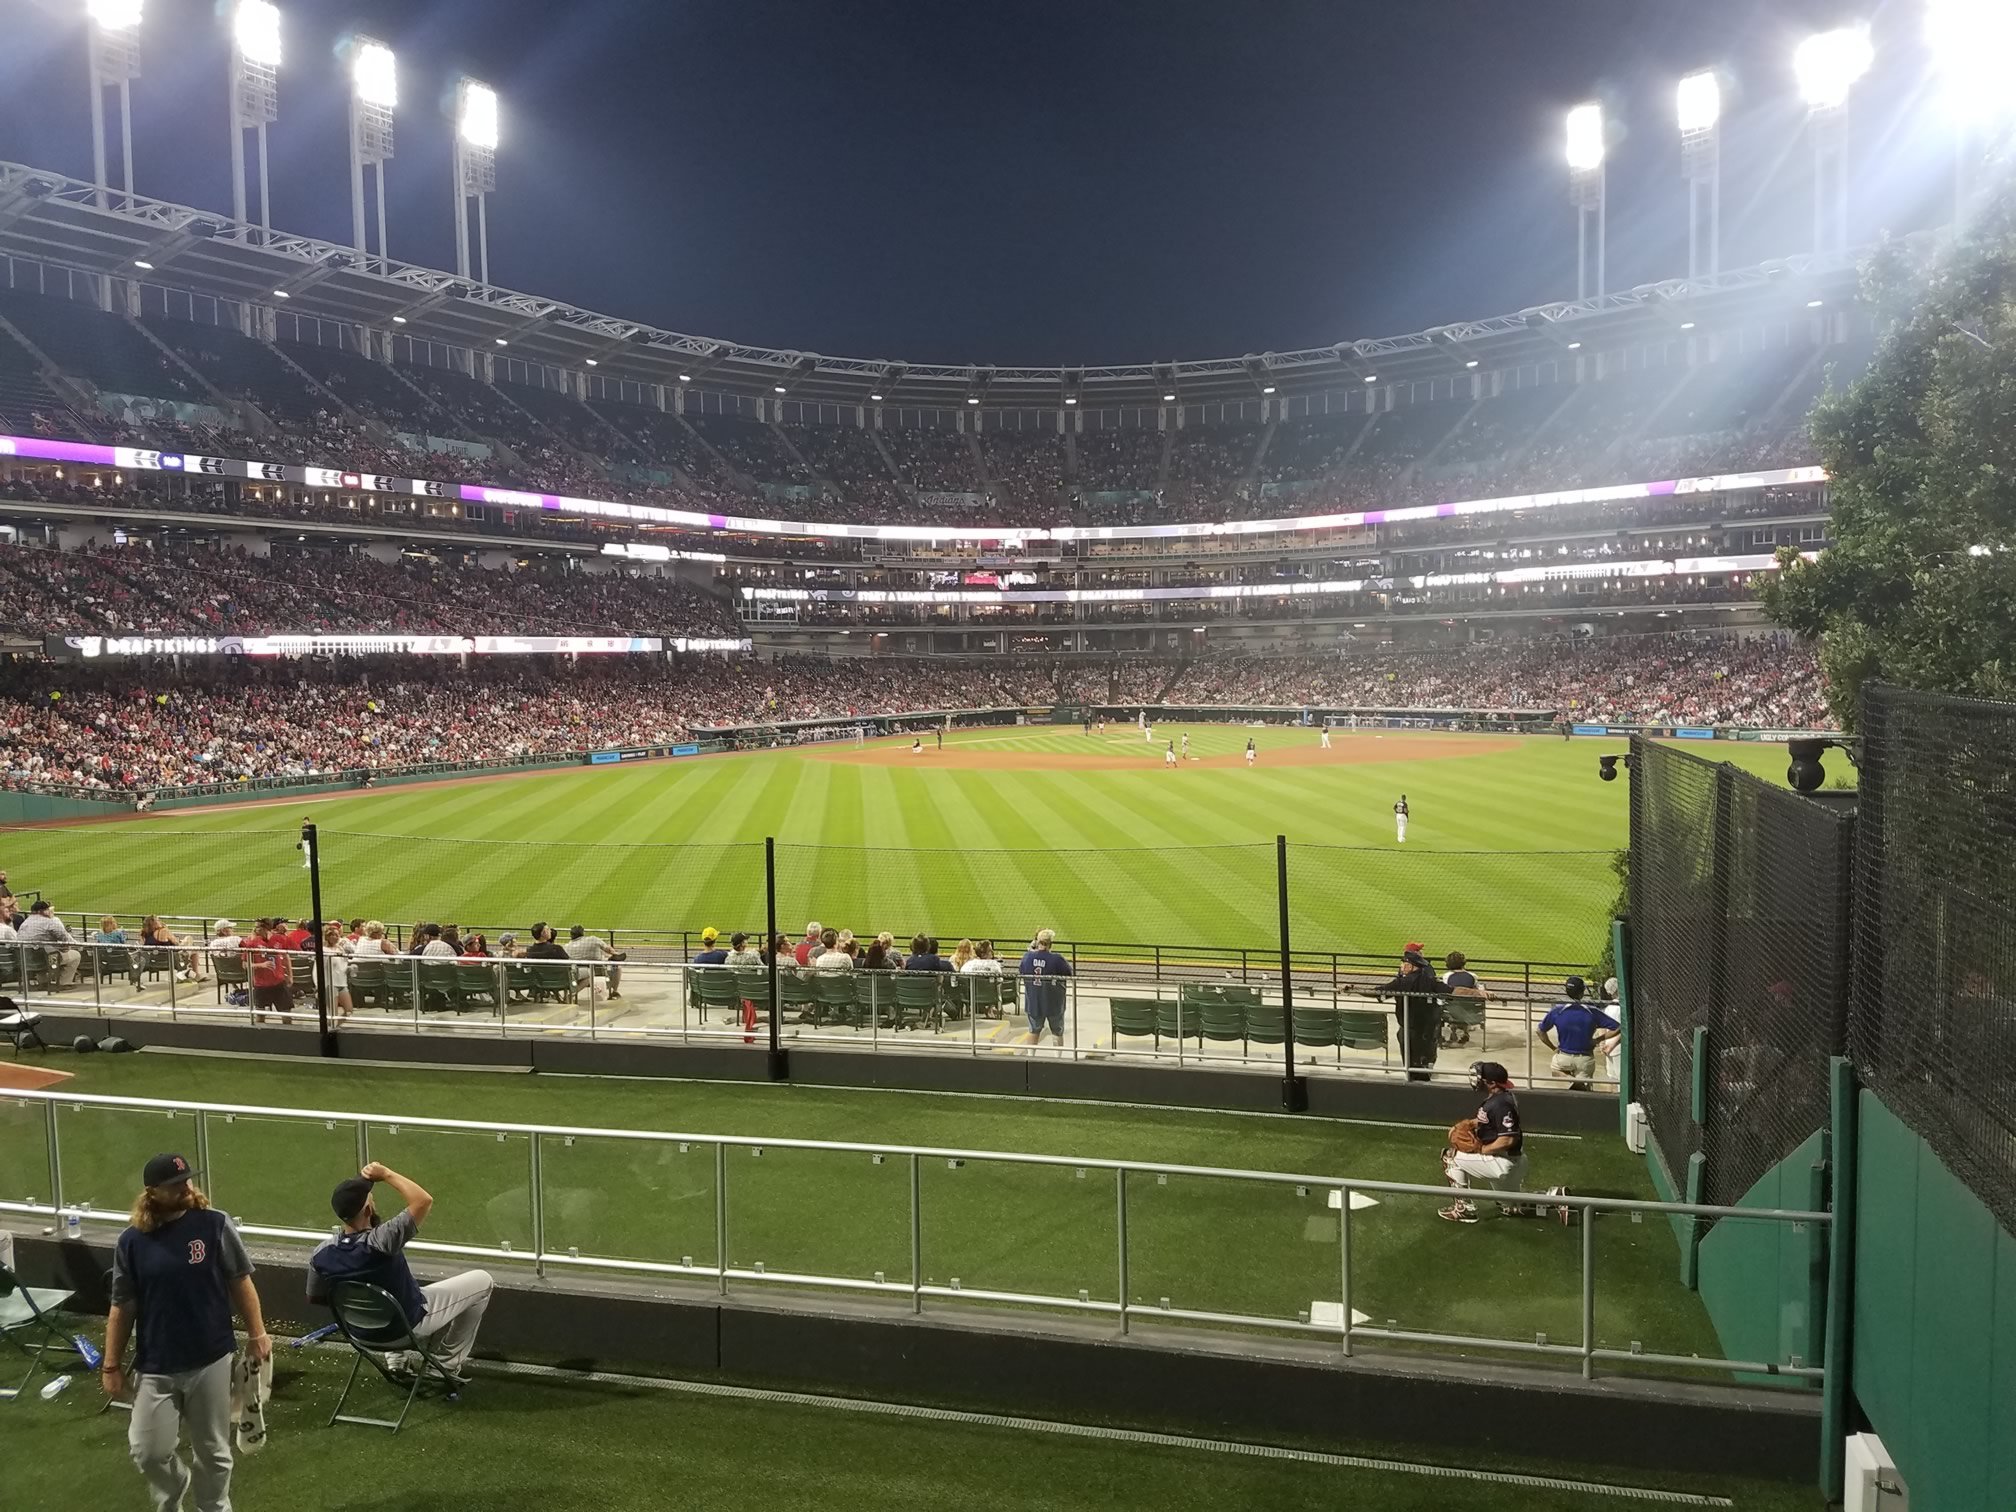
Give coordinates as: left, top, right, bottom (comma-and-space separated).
1447, 1120, 1482, 1155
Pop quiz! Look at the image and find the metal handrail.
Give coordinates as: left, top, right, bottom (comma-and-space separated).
2, 1087, 1827, 1384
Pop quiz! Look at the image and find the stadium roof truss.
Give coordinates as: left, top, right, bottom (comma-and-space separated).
0, 158, 1868, 411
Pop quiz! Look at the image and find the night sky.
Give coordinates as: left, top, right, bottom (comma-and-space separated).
0, 1, 1956, 366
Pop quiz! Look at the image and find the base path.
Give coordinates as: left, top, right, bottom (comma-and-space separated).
811, 734, 1522, 772
0, 1061, 73, 1091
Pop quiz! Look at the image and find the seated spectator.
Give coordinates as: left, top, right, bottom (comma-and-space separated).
794, 922, 823, 969
460, 933, 491, 960
307, 1162, 493, 1386
353, 920, 396, 960
692, 926, 728, 967
19, 899, 82, 986
960, 939, 1002, 975
142, 914, 202, 983
564, 924, 626, 998
495, 931, 519, 957
814, 928, 853, 973
904, 934, 952, 973
206, 919, 242, 961
862, 934, 896, 971
417, 925, 456, 959
949, 939, 975, 972
523, 922, 568, 961
724, 931, 761, 968
92, 915, 128, 945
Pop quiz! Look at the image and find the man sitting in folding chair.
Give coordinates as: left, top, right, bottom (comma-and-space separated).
307, 1163, 493, 1399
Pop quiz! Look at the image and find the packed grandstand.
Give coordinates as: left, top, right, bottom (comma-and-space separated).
0, 229, 1849, 801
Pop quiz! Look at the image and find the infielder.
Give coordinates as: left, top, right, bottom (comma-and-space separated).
1393, 794, 1409, 843
1179, 732, 1190, 760
1164, 741, 1177, 769
1319, 723, 1332, 750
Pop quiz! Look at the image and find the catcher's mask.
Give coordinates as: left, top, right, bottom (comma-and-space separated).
1471, 1060, 1511, 1092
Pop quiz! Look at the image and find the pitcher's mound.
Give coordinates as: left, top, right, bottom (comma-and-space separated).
0, 1061, 73, 1091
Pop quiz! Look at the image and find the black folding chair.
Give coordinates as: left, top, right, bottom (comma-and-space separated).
0, 1261, 77, 1400
0, 997, 45, 1057
324, 1279, 460, 1432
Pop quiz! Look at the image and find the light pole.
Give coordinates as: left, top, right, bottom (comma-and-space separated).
344, 35, 396, 263
1677, 71, 1721, 279
453, 78, 498, 286
85, 0, 143, 210
1926, 0, 2016, 224
229, 0, 280, 237
1794, 27, 1874, 255
1566, 102, 1606, 300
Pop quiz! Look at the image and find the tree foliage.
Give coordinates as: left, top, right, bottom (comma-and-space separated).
1762, 170, 2016, 729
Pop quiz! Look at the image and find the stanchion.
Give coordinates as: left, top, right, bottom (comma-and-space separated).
765, 836, 787, 1081
304, 822, 334, 1058
1278, 835, 1307, 1112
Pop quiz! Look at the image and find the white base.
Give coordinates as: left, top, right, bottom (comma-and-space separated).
1309, 1300, 1373, 1328
1326, 1190, 1380, 1211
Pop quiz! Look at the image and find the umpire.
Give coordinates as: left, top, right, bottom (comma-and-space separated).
1376, 944, 1444, 1081
103, 1153, 272, 1512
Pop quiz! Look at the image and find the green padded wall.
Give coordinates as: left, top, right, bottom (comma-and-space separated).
1695, 1128, 1825, 1389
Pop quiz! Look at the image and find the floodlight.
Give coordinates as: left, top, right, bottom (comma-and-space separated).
1566, 341, 1582, 350
1807, 298, 1825, 308
1063, 396, 1077, 404
869, 391, 883, 400
89, 0, 142, 29
271, 288, 289, 297
131, 258, 152, 269
391, 314, 406, 323
494, 338, 508, 346
1363, 373, 1378, 382
1676, 71, 1720, 133
1162, 392, 1176, 402
777, 386, 789, 395
352, 39, 396, 109
679, 373, 692, 382
234, 0, 280, 66
1261, 385, 1276, 395
1464, 359, 1479, 369
1926, 0, 2016, 123
459, 79, 499, 150
1794, 27, 1872, 111
1565, 103, 1605, 171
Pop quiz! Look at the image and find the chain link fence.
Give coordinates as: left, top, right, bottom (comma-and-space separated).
1850, 684, 2016, 1235
1626, 737, 1853, 1207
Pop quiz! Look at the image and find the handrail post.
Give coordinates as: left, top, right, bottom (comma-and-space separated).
1580, 1200, 1597, 1380
909, 1152, 923, 1316
764, 837, 786, 1081
194, 1108, 211, 1203
45, 1098, 62, 1215
1339, 1181, 1353, 1357
714, 1141, 729, 1296
304, 822, 333, 1057
1115, 1167, 1129, 1336
529, 1132, 545, 1279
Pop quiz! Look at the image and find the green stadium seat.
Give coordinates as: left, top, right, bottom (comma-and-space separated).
693, 968, 742, 1024
1107, 996, 1160, 1047
1292, 1004, 1341, 1049
892, 971, 944, 1031
1439, 991, 1486, 1048
959, 972, 1013, 1020
852, 972, 889, 1029
1337, 1008, 1393, 1057
1244, 1000, 1285, 1050
416, 961, 460, 1014
1198, 998, 1248, 1052
814, 971, 857, 1027
732, 966, 771, 1023
1154, 996, 1199, 1042
780, 971, 818, 1023
211, 954, 247, 1002
452, 964, 501, 1013
92, 945, 139, 989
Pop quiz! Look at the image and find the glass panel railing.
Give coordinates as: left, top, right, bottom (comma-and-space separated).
916, 1156, 1116, 1312
360, 1122, 534, 1256
537, 1132, 719, 1274
0, 1094, 52, 1209
723, 1142, 907, 1292
204, 1111, 361, 1235
53, 1101, 199, 1219
1123, 1169, 1331, 1331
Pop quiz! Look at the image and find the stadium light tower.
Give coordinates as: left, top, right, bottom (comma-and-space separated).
1677, 70, 1721, 279
1794, 26, 1873, 254
85, 0, 143, 210
1926, 0, 2016, 222
229, 1, 280, 236
345, 35, 396, 263
1565, 102, 1606, 299
453, 78, 498, 286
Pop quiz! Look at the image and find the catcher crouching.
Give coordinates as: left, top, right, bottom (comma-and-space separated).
1440, 1061, 1529, 1223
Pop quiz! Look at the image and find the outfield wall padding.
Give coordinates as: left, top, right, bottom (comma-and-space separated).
1851, 1089, 2016, 1512
1693, 1128, 1827, 1389
8, 1229, 1818, 1482
18, 1017, 1619, 1131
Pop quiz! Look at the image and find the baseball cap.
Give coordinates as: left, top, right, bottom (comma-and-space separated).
1404, 941, 1423, 955
331, 1176, 375, 1223
29, 899, 51, 913
1564, 975, 1586, 998
699, 926, 719, 944
215, 919, 235, 933
1472, 1061, 1512, 1086
142, 1152, 198, 1187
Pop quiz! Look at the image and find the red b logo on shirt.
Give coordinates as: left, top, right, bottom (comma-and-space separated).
187, 1239, 207, 1265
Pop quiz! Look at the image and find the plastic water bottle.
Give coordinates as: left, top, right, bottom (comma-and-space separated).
39, 1374, 71, 1401
62, 1210, 82, 1240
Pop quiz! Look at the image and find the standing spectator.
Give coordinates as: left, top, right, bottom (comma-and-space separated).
1017, 928, 1073, 1046
20, 899, 82, 986
103, 1153, 272, 1512
320, 920, 353, 1023
307, 1162, 494, 1386
1375, 944, 1443, 1082
1537, 976, 1619, 1092
564, 924, 626, 997
242, 919, 291, 1024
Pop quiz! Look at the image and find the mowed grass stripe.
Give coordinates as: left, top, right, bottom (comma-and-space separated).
922, 773, 1082, 943
1068, 776, 1282, 941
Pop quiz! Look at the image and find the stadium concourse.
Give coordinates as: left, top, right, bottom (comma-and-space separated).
0, 638, 1827, 794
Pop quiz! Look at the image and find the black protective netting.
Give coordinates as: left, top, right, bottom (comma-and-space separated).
1851, 684, 2016, 1234
1627, 737, 1853, 1207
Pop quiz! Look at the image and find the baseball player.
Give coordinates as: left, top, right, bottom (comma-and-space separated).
1179, 732, 1190, 760
1441, 1062, 1527, 1223
910, 737, 923, 755
1320, 722, 1332, 751
1393, 794, 1409, 843
1244, 738, 1256, 767
1143, 716, 1153, 743
1164, 741, 1177, 769
1537, 976, 1619, 1091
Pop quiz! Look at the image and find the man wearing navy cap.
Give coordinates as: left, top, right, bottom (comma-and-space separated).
306, 1162, 493, 1385
1538, 976, 1619, 1092
104, 1153, 271, 1512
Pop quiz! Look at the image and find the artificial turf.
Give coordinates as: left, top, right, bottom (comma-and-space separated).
0, 729, 1794, 965
0, 1343, 1830, 1512
0, 1047, 1751, 1375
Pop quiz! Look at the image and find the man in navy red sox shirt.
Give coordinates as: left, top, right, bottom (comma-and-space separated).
1441, 1062, 1527, 1223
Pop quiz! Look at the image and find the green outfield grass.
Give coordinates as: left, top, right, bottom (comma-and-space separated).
0, 730, 1796, 964
0, 1048, 1770, 1375
1, 1340, 1825, 1512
